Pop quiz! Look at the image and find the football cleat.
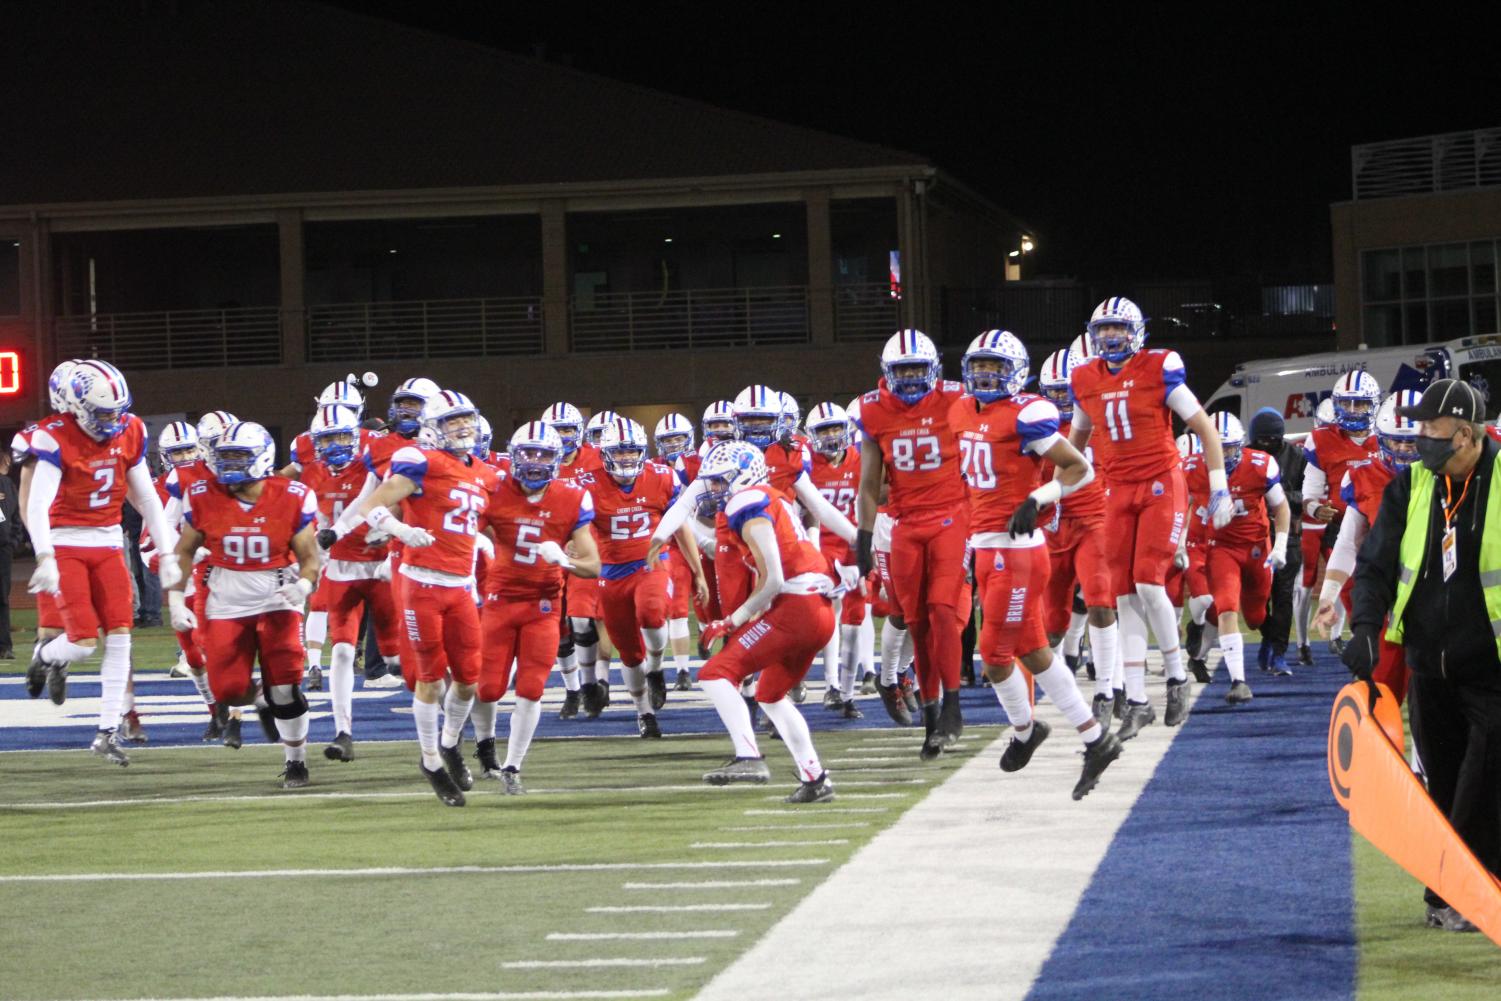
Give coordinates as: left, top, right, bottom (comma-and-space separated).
1164, 678, 1191, 727
201, 710, 224, 742
558, 690, 581, 719
25, 648, 46, 698
1189, 658, 1211, 684
119, 711, 148, 745
1329, 637, 1346, 658
637, 712, 662, 739
703, 756, 772, 786
280, 761, 311, 789
474, 737, 502, 779
1112, 689, 1127, 721
90, 729, 130, 767
46, 660, 68, 705
784, 772, 836, 804
1073, 732, 1124, 801
860, 672, 877, 695
304, 665, 323, 692
1091, 693, 1113, 730
222, 714, 243, 749
364, 671, 404, 689
937, 690, 964, 747
840, 700, 863, 720
499, 767, 526, 795
324, 732, 355, 762
999, 719, 1050, 773
1115, 701, 1156, 741
876, 681, 912, 726
581, 681, 606, 718
1257, 643, 1272, 672
1185, 620, 1204, 660
822, 687, 843, 711
647, 670, 668, 712
1298, 643, 1314, 666
1270, 655, 1293, 677
439, 740, 474, 791
900, 675, 919, 715
673, 669, 693, 691
1226, 681, 1254, 705
919, 702, 944, 761
790, 681, 807, 704
422, 762, 466, 807
168, 654, 193, 679
1425, 905, 1479, 933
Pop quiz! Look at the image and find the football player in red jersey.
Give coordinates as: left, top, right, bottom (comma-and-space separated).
580, 417, 706, 736
1314, 391, 1422, 704
855, 329, 971, 758
1293, 398, 1339, 662
277, 378, 370, 478
24, 360, 179, 766
1183, 414, 1291, 706
695, 441, 844, 803
475, 422, 600, 792
351, 390, 501, 806
805, 402, 865, 717
167, 422, 321, 787
654, 413, 700, 691
299, 403, 401, 761
1068, 297, 1232, 736
950, 331, 1124, 795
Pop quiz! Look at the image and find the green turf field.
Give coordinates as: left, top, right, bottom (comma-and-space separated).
0, 723, 995, 1001
0, 608, 188, 677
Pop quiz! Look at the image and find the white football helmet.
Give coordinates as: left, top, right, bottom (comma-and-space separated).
1376, 390, 1422, 471
805, 402, 851, 456
598, 416, 648, 482
697, 440, 769, 515
196, 410, 238, 450
421, 390, 480, 456
310, 403, 361, 468
778, 392, 801, 441
585, 410, 619, 447
702, 400, 739, 444
962, 330, 1029, 403
1315, 397, 1336, 429
733, 385, 782, 448
1213, 412, 1245, 473
846, 396, 864, 446
509, 421, 564, 491
1037, 347, 1076, 420
388, 377, 441, 436
1331, 371, 1381, 434
541, 401, 584, 457
47, 359, 80, 413
474, 415, 493, 460
158, 421, 200, 468
1087, 297, 1147, 364
654, 413, 695, 462
316, 379, 365, 416
1176, 432, 1203, 459
68, 360, 133, 440
880, 329, 941, 404
210, 421, 276, 486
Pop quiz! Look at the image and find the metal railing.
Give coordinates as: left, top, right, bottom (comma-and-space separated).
833, 282, 901, 341
306, 297, 544, 362
1352, 126, 1501, 200
569, 286, 809, 352
54, 306, 282, 369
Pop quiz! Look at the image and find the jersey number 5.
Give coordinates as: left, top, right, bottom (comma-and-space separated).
890, 435, 941, 473
513, 524, 543, 564
1102, 399, 1134, 442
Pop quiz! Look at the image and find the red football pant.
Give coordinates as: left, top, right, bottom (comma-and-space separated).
840, 583, 868, 626
888, 509, 970, 698
1102, 470, 1187, 594
36, 590, 63, 631
324, 575, 400, 657
175, 627, 205, 670
480, 595, 561, 702
204, 610, 304, 704
874, 548, 902, 619
664, 547, 693, 619
308, 579, 329, 613
975, 544, 1051, 667
1300, 524, 1326, 587
567, 571, 601, 619
1206, 543, 1273, 629
696, 558, 723, 623
699, 593, 834, 702
599, 569, 668, 667
399, 576, 481, 686
55, 545, 133, 641
1043, 514, 1111, 634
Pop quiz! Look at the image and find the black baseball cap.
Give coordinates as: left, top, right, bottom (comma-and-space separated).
1398, 378, 1484, 423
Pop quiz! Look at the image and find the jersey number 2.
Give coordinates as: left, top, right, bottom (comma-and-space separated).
89, 468, 115, 509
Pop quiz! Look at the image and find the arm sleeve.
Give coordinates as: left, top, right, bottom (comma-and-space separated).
652, 479, 704, 545
1302, 463, 1328, 517
1351, 469, 1411, 632
729, 517, 785, 628
1166, 383, 1202, 421
126, 460, 177, 552
1070, 400, 1092, 433
1265, 482, 1287, 510
334, 470, 381, 534
25, 458, 61, 554
574, 490, 596, 533
1326, 506, 1369, 578
792, 472, 857, 544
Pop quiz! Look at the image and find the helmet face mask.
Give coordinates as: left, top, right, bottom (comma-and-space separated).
603, 443, 645, 482
211, 422, 275, 487
736, 414, 779, 448
389, 394, 426, 435
656, 432, 691, 461
733, 386, 782, 448
314, 429, 358, 467
585, 411, 619, 448
1376, 391, 1421, 471
1331, 372, 1381, 434
1087, 298, 1147, 365
1214, 413, 1246, 474
69, 361, 134, 441
696, 441, 768, 515
704, 418, 737, 442
473, 416, 493, 460
163, 444, 201, 467
436, 412, 479, 455
880, 330, 940, 405
810, 421, 849, 456
513, 444, 559, 489
1040, 384, 1072, 415
552, 423, 581, 455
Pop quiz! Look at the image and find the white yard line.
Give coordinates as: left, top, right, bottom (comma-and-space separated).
763, 792, 909, 801
503, 959, 705, 969
584, 904, 771, 914
688, 840, 849, 849
545, 931, 738, 941
70, 993, 671, 1001
718, 824, 869, 832
621, 880, 801, 890
741, 807, 889, 815
0, 860, 829, 884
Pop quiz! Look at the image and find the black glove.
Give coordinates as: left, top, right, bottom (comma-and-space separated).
1007, 497, 1040, 538
1341, 624, 1379, 682
857, 529, 874, 579
316, 528, 338, 551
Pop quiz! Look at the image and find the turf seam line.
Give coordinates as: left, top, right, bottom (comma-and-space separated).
0, 861, 830, 883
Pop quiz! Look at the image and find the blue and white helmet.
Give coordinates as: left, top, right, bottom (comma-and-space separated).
541, 402, 584, 457
1375, 390, 1422, 472
48, 359, 80, 413
474, 415, 493, 460
962, 330, 1029, 404
599, 416, 649, 481
1037, 344, 1080, 420
68, 360, 133, 440
778, 392, 801, 440
1214, 412, 1245, 473
508, 421, 564, 491
158, 421, 200, 468
1315, 397, 1336, 429
310, 403, 361, 468
316, 380, 365, 417
805, 402, 851, 456
654, 413, 695, 462
585, 409, 619, 447
880, 329, 941, 404
702, 400, 739, 444
210, 421, 276, 486
733, 385, 782, 448
1087, 297, 1147, 364
196, 410, 238, 450
1331, 371, 1381, 434
388, 377, 441, 436
1176, 432, 1203, 460
421, 390, 480, 456
696, 440, 769, 516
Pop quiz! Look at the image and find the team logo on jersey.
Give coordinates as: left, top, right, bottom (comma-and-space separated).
540, 599, 552, 614
1152, 481, 1164, 496
993, 552, 1005, 571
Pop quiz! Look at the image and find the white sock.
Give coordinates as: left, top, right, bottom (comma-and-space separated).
330, 642, 355, 734
669, 617, 691, 643
1112, 636, 1126, 690
413, 697, 441, 769
839, 624, 860, 698
821, 619, 841, 687
673, 652, 690, 675
642, 625, 669, 673
701, 677, 761, 758
470, 699, 498, 742
306, 645, 323, 670
1063, 611, 1087, 657
42, 636, 93, 665
1220, 631, 1245, 683
557, 648, 577, 672
99, 635, 130, 731
857, 614, 874, 676
440, 687, 473, 749
622, 663, 650, 714
880, 620, 907, 685
1034, 657, 1094, 732
1088, 621, 1119, 699
759, 697, 824, 782
1136, 583, 1185, 682
1118, 594, 1150, 702
1189, 594, 1214, 626
900, 627, 915, 673
274, 713, 309, 749
1203, 622, 1221, 658
504, 697, 543, 770
561, 665, 581, 692
580, 661, 598, 685
1293, 582, 1311, 646
190, 668, 215, 708
305, 609, 328, 646
596, 652, 611, 681
1332, 599, 1348, 638
993, 668, 1034, 736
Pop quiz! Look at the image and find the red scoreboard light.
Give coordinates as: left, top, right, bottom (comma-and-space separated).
0, 351, 19, 395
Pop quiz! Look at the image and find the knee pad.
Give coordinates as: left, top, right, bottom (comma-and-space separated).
888, 614, 906, 631
1072, 588, 1088, 615
571, 619, 599, 647
557, 630, 575, 659
267, 684, 309, 719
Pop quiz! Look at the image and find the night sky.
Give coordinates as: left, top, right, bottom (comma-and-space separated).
332, 1, 1497, 284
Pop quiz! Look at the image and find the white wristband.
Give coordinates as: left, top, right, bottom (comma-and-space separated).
1319, 577, 1344, 606
366, 506, 394, 532
1208, 468, 1229, 493
292, 578, 313, 599
1028, 479, 1063, 508
168, 590, 186, 610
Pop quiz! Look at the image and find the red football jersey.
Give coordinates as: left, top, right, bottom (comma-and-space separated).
564, 443, 604, 475
807, 448, 861, 562
30, 413, 147, 528
1069, 349, 1187, 483
481, 476, 595, 599
854, 379, 968, 519
362, 431, 415, 480
1184, 448, 1280, 548
579, 462, 679, 567
389, 446, 502, 576
301, 458, 388, 562
1303, 426, 1378, 516
293, 427, 385, 472
674, 450, 703, 486
164, 459, 215, 504
10, 420, 40, 464
948, 393, 1061, 535
718, 485, 829, 588
184, 476, 315, 571
764, 435, 813, 494
1040, 420, 1107, 522
1341, 458, 1394, 528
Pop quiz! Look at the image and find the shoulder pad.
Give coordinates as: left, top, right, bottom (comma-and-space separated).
861, 390, 881, 405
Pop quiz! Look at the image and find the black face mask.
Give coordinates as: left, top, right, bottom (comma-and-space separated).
1415, 432, 1460, 473
1250, 437, 1281, 454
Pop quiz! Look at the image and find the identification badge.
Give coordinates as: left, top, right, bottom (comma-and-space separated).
1442, 526, 1458, 582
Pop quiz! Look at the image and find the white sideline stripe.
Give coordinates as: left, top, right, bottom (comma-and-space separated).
545, 931, 738, 941
0, 861, 829, 884
585, 904, 771, 913
622, 879, 801, 889
742, 808, 888, 815
694, 665, 1212, 1001
719, 824, 869, 832
74, 993, 671, 1001
503, 958, 706, 969
689, 840, 850, 848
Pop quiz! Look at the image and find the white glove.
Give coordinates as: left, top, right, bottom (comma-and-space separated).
157, 554, 182, 591
28, 554, 59, 595
831, 560, 862, 597
388, 520, 435, 548
277, 577, 314, 609
1270, 531, 1289, 571
1173, 546, 1190, 571
376, 555, 394, 582
537, 540, 572, 568
193, 546, 211, 565
1208, 469, 1233, 530
168, 591, 197, 632
474, 532, 495, 560
364, 527, 391, 545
